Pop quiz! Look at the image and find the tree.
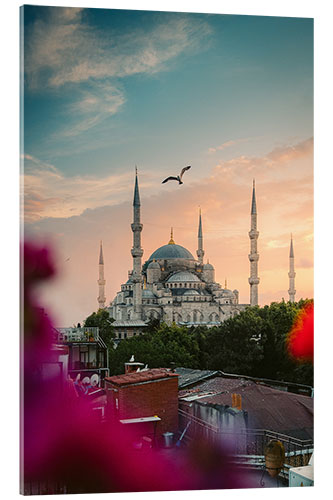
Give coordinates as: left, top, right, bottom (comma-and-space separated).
109, 322, 202, 375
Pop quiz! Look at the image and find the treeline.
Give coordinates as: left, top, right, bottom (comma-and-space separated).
84, 300, 313, 386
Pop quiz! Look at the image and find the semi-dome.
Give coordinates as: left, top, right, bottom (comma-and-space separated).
147, 260, 161, 269
167, 271, 201, 283
149, 244, 194, 261
142, 289, 156, 298
183, 289, 200, 295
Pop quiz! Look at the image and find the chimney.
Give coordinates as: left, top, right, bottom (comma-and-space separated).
232, 393, 242, 410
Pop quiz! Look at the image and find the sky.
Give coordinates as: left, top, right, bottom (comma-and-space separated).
22, 5, 313, 326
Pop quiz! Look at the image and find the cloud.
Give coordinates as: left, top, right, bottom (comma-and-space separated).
298, 258, 313, 269
267, 137, 313, 164
25, 8, 212, 89
24, 8, 212, 138
22, 155, 161, 221
212, 137, 313, 183
24, 137, 313, 226
208, 138, 250, 154
24, 137, 313, 324
57, 82, 126, 138
266, 240, 289, 249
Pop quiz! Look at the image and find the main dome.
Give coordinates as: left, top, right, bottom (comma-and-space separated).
149, 244, 195, 261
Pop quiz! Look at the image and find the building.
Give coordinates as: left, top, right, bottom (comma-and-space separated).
108, 171, 255, 339
177, 368, 313, 475
177, 370, 313, 441
56, 327, 109, 383
105, 368, 179, 436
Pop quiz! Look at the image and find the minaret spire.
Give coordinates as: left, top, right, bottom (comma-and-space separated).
288, 234, 296, 302
131, 168, 143, 319
97, 240, 106, 309
248, 179, 260, 305
197, 207, 205, 265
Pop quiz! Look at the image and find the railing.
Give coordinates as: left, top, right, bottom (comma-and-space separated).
56, 327, 101, 344
178, 408, 313, 468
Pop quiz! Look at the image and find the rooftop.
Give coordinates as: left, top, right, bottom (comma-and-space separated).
105, 368, 179, 387
175, 367, 220, 389
180, 377, 313, 441
112, 320, 148, 327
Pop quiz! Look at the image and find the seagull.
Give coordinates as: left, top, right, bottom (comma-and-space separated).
162, 165, 191, 185
129, 354, 135, 362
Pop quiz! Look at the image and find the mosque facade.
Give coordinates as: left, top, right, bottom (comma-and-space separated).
104, 172, 262, 340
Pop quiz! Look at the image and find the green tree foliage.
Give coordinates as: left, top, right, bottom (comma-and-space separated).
204, 299, 313, 385
84, 309, 115, 348
110, 323, 202, 375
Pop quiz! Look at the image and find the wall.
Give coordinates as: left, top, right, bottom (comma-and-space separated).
106, 377, 179, 435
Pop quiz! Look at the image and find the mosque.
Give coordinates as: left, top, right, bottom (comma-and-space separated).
97, 172, 296, 340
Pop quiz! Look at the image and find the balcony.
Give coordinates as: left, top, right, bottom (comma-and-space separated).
56, 327, 107, 348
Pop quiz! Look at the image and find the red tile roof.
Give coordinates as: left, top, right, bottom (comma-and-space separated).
105, 368, 179, 387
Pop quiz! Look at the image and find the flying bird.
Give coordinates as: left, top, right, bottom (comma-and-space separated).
162, 165, 191, 185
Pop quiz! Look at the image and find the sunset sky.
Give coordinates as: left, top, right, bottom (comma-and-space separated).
22, 5, 313, 326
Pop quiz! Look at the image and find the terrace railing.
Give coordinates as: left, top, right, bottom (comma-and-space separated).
178, 408, 313, 468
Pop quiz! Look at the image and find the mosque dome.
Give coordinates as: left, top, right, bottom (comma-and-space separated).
167, 271, 201, 283
149, 244, 194, 261
203, 262, 214, 270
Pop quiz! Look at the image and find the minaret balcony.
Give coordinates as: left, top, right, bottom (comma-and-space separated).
131, 248, 143, 258
288, 289, 296, 295
131, 223, 143, 232
248, 230, 259, 239
288, 272, 296, 278
132, 274, 143, 284
248, 277, 260, 285
98, 279, 106, 285
248, 253, 259, 262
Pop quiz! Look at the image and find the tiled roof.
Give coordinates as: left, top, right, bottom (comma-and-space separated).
105, 368, 178, 386
175, 367, 220, 389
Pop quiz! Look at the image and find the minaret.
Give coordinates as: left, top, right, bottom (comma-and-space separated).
248, 179, 260, 306
197, 208, 205, 265
288, 234, 296, 302
97, 240, 106, 309
131, 167, 143, 319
